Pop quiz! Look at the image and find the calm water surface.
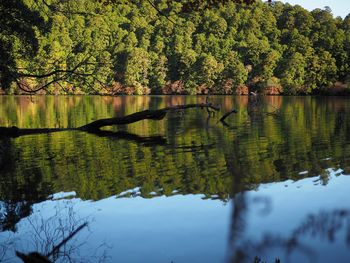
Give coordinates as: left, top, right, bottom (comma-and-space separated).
0, 95, 350, 262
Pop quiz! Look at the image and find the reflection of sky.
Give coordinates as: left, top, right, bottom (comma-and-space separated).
9, 195, 231, 263
3, 169, 350, 263
243, 168, 350, 262
79, 195, 231, 263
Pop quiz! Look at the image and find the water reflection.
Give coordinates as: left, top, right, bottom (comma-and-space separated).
1, 96, 350, 262
1, 197, 109, 263
2, 170, 349, 263
229, 170, 350, 263
2, 193, 230, 263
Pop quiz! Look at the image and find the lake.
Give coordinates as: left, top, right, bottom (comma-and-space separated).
1, 95, 350, 262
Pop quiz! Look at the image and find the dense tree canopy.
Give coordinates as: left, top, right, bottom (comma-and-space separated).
0, 0, 349, 94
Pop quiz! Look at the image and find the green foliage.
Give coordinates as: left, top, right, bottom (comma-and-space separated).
305, 50, 337, 91
148, 53, 168, 92
124, 48, 150, 88
195, 53, 224, 88
0, 0, 46, 89
278, 52, 306, 94
221, 51, 248, 89
0, 0, 349, 94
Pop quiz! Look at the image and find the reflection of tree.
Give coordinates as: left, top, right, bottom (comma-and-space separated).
228, 193, 350, 263
23, 206, 88, 262
222, 118, 350, 263
0, 102, 219, 137
0, 201, 31, 232
2, 201, 109, 263
90, 130, 167, 146
0, 234, 13, 262
0, 137, 50, 232
292, 210, 350, 246
1, 96, 350, 238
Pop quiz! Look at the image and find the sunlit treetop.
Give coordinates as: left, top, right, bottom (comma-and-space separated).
0, 0, 348, 95
97, 0, 258, 11
180, 0, 257, 11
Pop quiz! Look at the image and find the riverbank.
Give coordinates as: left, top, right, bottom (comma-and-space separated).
1, 80, 349, 96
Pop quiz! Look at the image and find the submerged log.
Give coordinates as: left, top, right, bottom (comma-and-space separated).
79, 109, 167, 131
80, 103, 220, 131
219, 109, 238, 123
0, 103, 220, 137
0, 126, 73, 137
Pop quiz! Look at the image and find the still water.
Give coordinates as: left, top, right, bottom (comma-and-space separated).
0, 95, 350, 262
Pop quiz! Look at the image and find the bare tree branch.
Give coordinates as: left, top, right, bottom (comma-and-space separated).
0, 103, 220, 137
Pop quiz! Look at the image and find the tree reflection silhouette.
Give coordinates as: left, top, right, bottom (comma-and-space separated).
228, 191, 350, 263
1, 200, 109, 263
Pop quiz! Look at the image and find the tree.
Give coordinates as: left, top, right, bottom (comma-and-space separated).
305, 50, 337, 91
278, 52, 306, 94
0, 0, 45, 90
1, 0, 349, 94
201, 53, 224, 84
221, 51, 248, 89
124, 48, 150, 93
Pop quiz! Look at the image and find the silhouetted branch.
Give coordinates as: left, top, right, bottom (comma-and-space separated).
46, 222, 88, 258
75, 103, 220, 131
219, 109, 238, 123
90, 130, 167, 146
13, 201, 107, 263
0, 126, 72, 137
0, 103, 220, 137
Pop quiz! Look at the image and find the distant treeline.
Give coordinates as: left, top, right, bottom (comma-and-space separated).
2, 0, 350, 95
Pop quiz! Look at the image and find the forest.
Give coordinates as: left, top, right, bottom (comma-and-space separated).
1, 0, 350, 95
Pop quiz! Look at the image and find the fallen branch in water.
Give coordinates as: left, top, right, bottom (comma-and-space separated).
90, 130, 167, 146
0, 127, 72, 137
0, 103, 220, 137
219, 109, 238, 123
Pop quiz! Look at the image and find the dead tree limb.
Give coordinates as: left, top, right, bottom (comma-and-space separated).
219, 109, 238, 123
79, 109, 167, 131
72, 103, 220, 131
0, 127, 73, 137
0, 103, 220, 137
